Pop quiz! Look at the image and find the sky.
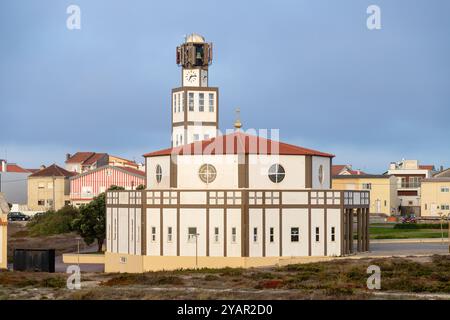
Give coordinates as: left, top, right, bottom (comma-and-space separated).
1, 0, 449, 173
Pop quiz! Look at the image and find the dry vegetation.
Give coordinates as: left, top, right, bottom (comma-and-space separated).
1, 255, 450, 300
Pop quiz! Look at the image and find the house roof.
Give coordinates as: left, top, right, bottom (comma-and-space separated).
433, 168, 450, 178
29, 164, 77, 178
419, 165, 435, 171
69, 165, 145, 180
332, 165, 366, 176
109, 155, 137, 165
143, 132, 334, 158
333, 174, 391, 179
66, 152, 107, 165
5, 163, 30, 173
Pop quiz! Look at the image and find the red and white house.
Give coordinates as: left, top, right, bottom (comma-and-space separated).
70, 165, 145, 206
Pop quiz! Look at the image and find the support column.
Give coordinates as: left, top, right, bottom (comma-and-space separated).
366, 208, 370, 252
348, 209, 353, 254
357, 208, 362, 252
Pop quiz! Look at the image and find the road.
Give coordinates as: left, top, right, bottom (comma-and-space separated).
359, 241, 449, 256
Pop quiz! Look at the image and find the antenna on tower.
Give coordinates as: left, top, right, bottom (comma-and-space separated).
234, 108, 242, 131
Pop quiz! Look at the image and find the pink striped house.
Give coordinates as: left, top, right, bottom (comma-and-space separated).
70, 165, 145, 206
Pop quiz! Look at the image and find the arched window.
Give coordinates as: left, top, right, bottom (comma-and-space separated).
155, 164, 162, 183
318, 165, 324, 184
268, 164, 285, 183
198, 164, 217, 183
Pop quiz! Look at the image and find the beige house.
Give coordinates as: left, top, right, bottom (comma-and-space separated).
332, 175, 398, 216
0, 193, 9, 269
27, 164, 76, 211
421, 177, 450, 218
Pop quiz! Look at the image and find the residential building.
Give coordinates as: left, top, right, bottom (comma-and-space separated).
108, 155, 140, 170
0, 193, 7, 269
27, 164, 76, 211
421, 176, 450, 218
0, 159, 36, 205
332, 174, 398, 216
65, 152, 109, 173
103, 34, 369, 273
70, 165, 145, 206
385, 160, 435, 216
332, 164, 366, 176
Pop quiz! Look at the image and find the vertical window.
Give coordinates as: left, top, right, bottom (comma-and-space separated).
231, 227, 237, 243
155, 164, 162, 183
214, 227, 219, 243
290, 227, 299, 242
199, 93, 204, 112
173, 94, 177, 113
315, 227, 320, 242
167, 227, 173, 242
384, 200, 387, 207
177, 93, 181, 112
151, 227, 156, 242
204, 134, 210, 140
188, 227, 197, 242
131, 219, 134, 241
193, 134, 200, 141
114, 218, 117, 240
189, 93, 194, 111
331, 227, 335, 242
209, 93, 214, 112
269, 227, 274, 243
253, 227, 258, 242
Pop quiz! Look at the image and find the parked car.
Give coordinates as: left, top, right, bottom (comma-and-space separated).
7, 212, 31, 221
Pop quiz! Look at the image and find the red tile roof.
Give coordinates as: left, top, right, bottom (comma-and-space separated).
144, 132, 334, 158
419, 165, 435, 171
118, 166, 145, 177
82, 153, 107, 165
332, 165, 347, 176
29, 164, 77, 178
5, 164, 30, 173
66, 152, 107, 165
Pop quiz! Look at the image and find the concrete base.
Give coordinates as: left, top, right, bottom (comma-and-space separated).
104, 252, 337, 273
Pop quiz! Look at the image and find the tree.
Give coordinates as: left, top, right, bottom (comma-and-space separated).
71, 185, 125, 252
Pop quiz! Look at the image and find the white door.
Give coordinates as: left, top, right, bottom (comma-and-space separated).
376, 200, 381, 213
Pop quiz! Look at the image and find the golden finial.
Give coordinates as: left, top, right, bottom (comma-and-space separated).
234, 108, 242, 130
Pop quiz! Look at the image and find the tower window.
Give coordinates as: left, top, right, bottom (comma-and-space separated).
315, 227, 320, 242
204, 134, 210, 140
331, 227, 335, 242
193, 134, 200, 141
167, 227, 173, 242
151, 227, 157, 242
189, 93, 194, 111
155, 164, 162, 183
253, 227, 258, 242
177, 93, 181, 112
199, 93, 204, 112
173, 94, 177, 113
268, 164, 285, 183
209, 93, 214, 112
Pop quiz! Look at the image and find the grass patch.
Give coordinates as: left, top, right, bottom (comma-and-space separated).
369, 225, 448, 239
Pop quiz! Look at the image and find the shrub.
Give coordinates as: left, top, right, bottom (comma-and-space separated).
28, 206, 80, 236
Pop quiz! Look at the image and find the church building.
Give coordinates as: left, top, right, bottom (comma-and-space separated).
105, 34, 369, 273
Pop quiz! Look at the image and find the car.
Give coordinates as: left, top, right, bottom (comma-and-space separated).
7, 212, 31, 222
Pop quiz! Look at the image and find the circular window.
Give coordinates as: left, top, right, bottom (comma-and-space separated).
155, 164, 162, 183
268, 164, 285, 183
318, 165, 324, 184
198, 164, 217, 183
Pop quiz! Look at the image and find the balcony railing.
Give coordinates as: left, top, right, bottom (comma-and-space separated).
398, 182, 421, 189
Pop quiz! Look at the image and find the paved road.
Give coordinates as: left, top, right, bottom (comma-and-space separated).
360, 241, 449, 256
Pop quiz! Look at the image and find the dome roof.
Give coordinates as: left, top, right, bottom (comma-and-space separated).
185, 33, 205, 44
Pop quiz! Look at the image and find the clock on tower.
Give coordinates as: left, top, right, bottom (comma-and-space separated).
171, 34, 219, 147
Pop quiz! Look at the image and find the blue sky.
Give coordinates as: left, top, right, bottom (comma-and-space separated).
1, 0, 449, 173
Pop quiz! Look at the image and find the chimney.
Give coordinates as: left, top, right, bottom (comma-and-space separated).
1, 160, 6, 172
440, 165, 444, 172
66, 153, 71, 161
40, 165, 46, 170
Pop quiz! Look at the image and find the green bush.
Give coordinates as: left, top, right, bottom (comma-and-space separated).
28, 206, 80, 236
393, 223, 448, 230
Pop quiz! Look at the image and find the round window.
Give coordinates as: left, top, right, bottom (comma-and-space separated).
268, 164, 285, 183
318, 165, 324, 184
199, 164, 217, 183
155, 164, 162, 183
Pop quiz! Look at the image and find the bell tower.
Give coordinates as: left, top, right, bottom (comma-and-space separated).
171, 33, 219, 147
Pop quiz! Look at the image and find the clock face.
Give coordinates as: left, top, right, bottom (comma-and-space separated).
183, 69, 199, 86
201, 70, 208, 87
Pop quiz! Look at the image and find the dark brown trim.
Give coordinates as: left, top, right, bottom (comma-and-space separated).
324, 207, 327, 256
173, 121, 218, 127
206, 192, 210, 257
305, 156, 312, 188
238, 153, 249, 188
308, 192, 312, 256
262, 207, 266, 257
241, 190, 249, 257
160, 192, 164, 256
177, 192, 180, 256
223, 199, 227, 257
170, 155, 178, 188
279, 192, 283, 256
141, 190, 147, 255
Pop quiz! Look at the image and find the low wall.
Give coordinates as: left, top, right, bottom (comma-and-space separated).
62, 253, 105, 265
104, 252, 335, 273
